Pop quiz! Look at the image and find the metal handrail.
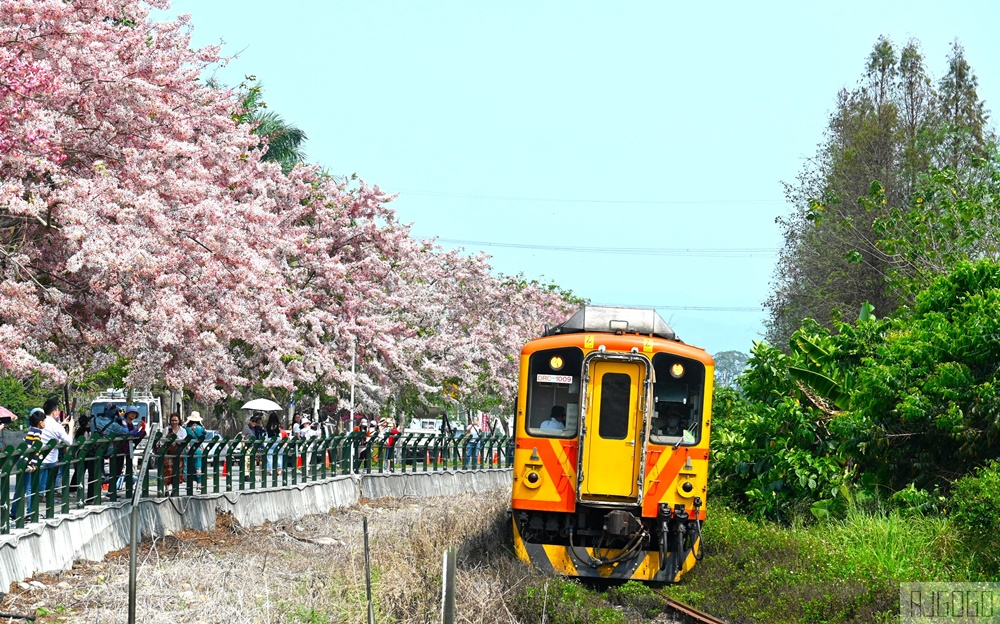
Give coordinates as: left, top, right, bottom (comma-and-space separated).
0, 431, 512, 534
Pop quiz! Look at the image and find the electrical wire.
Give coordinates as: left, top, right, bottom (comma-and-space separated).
433, 238, 778, 258
399, 189, 781, 207
593, 302, 764, 313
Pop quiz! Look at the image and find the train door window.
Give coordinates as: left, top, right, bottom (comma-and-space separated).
525, 346, 582, 437
650, 354, 706, 446
597, 372, 631, 440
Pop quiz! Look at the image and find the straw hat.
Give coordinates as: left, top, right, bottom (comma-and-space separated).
187, 411, 203, 423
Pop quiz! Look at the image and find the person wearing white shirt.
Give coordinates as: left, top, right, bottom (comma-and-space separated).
42, 403, 72, 487
539, 406, 567, 431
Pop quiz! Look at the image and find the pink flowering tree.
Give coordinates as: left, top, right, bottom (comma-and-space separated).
0, 0, 306, 400
0, 0, 576, 410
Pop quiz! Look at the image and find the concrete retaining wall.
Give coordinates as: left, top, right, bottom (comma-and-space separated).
0, 469, 511, 590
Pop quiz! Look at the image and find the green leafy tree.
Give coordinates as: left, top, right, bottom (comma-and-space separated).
0, 374, 51, 430
851, 260, 1000, 490
718, 260, 1000, 520
768, 38, 909, 347
710, 345, 848, 521
712, 307, 888, 521
875, 155, 1000, 298
933, 41, 991, 174
767, 37, 994, 348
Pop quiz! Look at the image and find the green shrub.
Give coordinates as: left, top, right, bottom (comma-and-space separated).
950, 460, 1000, 573
889, 483, 945, 516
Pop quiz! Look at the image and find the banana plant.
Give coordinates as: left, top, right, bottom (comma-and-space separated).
786, 303, 875, 414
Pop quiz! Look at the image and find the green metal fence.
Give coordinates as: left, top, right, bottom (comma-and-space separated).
0, 431, 513, 534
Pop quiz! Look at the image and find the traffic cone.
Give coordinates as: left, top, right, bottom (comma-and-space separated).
325, 452, 331, 469
222, 460, 227, 477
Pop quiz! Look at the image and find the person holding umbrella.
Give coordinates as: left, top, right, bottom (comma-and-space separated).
0, 405, 16, 436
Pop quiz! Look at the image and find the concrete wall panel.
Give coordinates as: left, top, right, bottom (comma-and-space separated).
0, 470, 511, 589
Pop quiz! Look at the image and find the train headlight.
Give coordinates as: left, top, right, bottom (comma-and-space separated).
523, 470, 542, 489
670, 363, 685, 379
677, 479, 696, 498
549, 356, 564, 371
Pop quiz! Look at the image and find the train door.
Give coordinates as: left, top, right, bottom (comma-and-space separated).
579, 359, 646, 501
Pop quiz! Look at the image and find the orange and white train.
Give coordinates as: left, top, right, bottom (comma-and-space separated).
511, 306, 713, 582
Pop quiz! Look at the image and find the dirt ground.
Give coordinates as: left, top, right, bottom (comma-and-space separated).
2, 491, 531, 624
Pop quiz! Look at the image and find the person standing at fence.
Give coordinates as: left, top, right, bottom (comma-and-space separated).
13, 410, 48, 519
300, 417, 318, 464
354, 419, 370, 470
68, 412, 91, 494
185, 411, 207, 483
117, 406, 146, 490
161, 412, 187, 485
124, 406, 146, 439
38, 403, 72, 489
463, 419, 481, 469
384, 419, 400, 470
40, 399, 72, 488
43, 397, 69, 489
264, 412, 281, 475
89, 403, 138, 502
240, 414, 266, 478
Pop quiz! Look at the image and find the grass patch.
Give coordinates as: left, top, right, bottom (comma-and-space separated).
511, 577, 627, 624
661, 504, 991, 624
605, 581, 662, 619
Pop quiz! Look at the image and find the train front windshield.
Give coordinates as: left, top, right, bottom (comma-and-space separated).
649, 353, 706, 446
524, 347, 583, 437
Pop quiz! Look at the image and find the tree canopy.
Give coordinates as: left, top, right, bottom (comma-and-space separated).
0, 0, 575, 410
767, 37, 995, 348
717, 36, 1000, 524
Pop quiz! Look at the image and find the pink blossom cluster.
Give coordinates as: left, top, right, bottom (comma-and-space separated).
0, 0, 574, 409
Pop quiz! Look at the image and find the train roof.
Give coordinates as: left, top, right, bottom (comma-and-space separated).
545, 306, 678, 341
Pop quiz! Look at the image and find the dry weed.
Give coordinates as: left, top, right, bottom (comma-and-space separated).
2, 490, 552, 624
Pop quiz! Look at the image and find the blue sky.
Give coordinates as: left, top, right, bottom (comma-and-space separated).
160, 1, 1000, 355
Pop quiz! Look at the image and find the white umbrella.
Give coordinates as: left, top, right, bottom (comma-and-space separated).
241, 398, 283, 412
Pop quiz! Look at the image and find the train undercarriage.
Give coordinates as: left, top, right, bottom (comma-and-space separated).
512, 502, 704, 582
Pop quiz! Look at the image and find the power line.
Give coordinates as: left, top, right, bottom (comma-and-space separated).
434, 238, 778, 258
594, 302, 764, 313
399, 189, 782, 206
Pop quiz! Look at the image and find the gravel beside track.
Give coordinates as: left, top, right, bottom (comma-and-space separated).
3, 491, 525, 623
3, 491, 694, 623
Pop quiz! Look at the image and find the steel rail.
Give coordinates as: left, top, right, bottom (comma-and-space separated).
653, 591, 729, 624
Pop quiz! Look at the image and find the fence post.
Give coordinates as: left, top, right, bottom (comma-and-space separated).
441, 545, 456, 624
364, 516, 375, 624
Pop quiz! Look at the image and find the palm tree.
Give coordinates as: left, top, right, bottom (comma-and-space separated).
235, 81, 308, 174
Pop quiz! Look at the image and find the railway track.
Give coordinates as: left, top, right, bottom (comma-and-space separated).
654, 590, 729, 624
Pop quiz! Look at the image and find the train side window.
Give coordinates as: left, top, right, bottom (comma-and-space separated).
525, 347, 582, 437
